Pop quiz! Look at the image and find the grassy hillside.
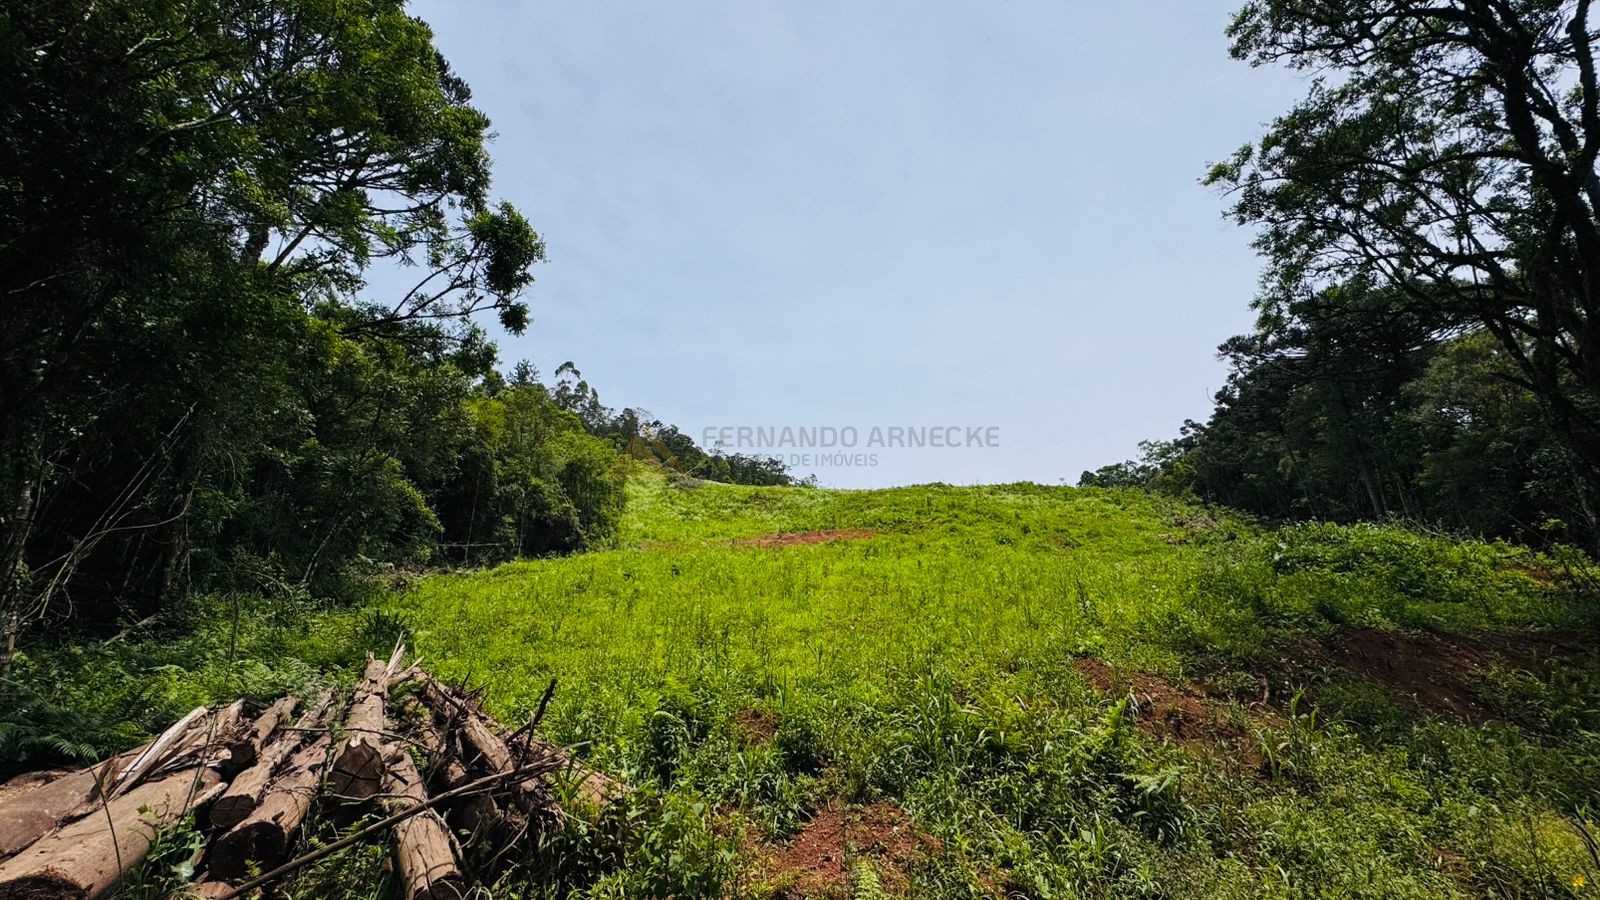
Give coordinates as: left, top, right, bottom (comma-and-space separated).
375, 472, 1600, 898
2, 471, 1596, 897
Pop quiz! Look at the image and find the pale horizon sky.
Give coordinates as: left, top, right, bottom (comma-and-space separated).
406, 1, 1307, 488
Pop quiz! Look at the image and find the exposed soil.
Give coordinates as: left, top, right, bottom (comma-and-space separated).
1073, 658, 1248, 744
733, 706, 781, 745
744, 529, 874, 548
1506, 560, 1572, 589
1307, 626, 1591, 724
760, 801, 932, 898
1076, 627, 1592, 741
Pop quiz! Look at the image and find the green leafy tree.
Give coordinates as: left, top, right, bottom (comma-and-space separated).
0, 0, 543, 659
1210, 0, 1600, 533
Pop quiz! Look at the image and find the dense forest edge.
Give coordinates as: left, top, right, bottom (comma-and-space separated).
0, 0, 793, 675
4, 0, 1600, 897
1076, 0, 1600, 552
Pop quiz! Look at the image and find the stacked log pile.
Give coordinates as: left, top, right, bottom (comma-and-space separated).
0, 645, 619, 899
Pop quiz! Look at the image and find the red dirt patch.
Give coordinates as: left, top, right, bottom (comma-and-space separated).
1073, 658, 1248, 743
1311, 627, 1589, 724
733, 706, 781, 745
743, 529, 874, 548
760, 801, 932, 898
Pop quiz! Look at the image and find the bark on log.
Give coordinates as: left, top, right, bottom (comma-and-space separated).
440, 758, 496, 835
417, 683, 549, 817
385, 747, 465, 900
512, 734, 624, 808
419, 679, 544, 797
226, 696, 299, 773
327, 659, 389, 803
210, 694, 331, 831
400, 695, 444, 759
206, 730, 331, 883
408, 705, 505, 852
1, 665, 614, 897
0, 746, 147, 859
0, 764, 224, 898
0, 771, 70, 808
415, 678, 621, 812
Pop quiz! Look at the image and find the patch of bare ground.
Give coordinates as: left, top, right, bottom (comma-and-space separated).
733, 706, 780, 746
1294, 626, 1593, 724
756, 800, 935, 898
742, 529, 874, 548
1073, 658, 1249, 745
1070, 625, 1593, 755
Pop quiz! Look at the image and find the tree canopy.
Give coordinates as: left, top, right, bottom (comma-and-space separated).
1206, 0, 1600, 529
0, 0, 757, 665
1088, 1, 1600, 546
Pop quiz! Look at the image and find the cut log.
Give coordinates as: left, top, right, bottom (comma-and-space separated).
419, 682, 544, 794
0, 770, 70, 808
0, 763, 224, 898
513, 734, 625, 809
1, 662, 607, 897
416, 683, 509, 773
226, 696, 299, 773
399, 695, 444, 759
416, 680, 620, 813
417, 683, 549, 815
0, 746, 148, 860
209, 695, 329, 831
408, 704, 505, 851
206, 730, 331, 882
327, 658, 389, 803
430, 753, 512, 855
385, 746, 465, 900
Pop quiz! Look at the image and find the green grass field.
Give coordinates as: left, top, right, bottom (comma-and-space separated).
7, 470, 1600, 897
380, 472, 1600, 898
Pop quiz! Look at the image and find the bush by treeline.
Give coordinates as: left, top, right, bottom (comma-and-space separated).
1086, 3, 1600, 554
0, 0, 785, 662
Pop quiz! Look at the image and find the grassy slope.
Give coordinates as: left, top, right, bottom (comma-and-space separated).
383, 473, 1600, 898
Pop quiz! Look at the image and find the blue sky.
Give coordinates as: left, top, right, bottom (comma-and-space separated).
408, 1, 1305, 487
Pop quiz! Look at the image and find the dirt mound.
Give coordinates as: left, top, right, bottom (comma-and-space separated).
744, 529, 874, 548
1073, 659, 1247, 743
761, 801, 931, 898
